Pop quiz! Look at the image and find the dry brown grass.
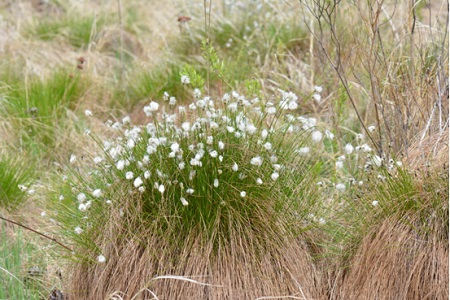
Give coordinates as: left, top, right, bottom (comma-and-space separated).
332, 213, 448, 300
405, 127, 449, 172
329, 128, 449, 300
68, 203, 325, 300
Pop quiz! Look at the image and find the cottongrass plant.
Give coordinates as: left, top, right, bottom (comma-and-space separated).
329, 166, 449, 300
322, 128, 449, 299
52, 83, 328, 299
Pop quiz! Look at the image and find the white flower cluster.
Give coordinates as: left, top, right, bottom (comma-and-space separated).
61, 84, 402, 261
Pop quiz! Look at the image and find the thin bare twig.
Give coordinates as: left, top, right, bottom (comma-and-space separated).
0, 215, 73, 252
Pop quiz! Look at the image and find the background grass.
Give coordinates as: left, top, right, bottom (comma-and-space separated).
0, 0, 447, 298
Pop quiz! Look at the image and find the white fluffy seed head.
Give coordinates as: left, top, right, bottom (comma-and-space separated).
180, 197, 188, 206
271, 172, 279, 181
134, 177, 143, 188
250, 156, 263, 166
92, 189, 102, 198
311, 131, 323, 143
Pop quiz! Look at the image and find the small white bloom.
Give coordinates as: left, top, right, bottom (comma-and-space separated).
144, 171, 151, 179
210, 121, 219, 129
40, 211, 46, 217
193, 88, 201, 98
313, 93, 321, 102
250, 156, 263, 166
210, 150, 218, 158
18, 184, 28, 191
169, 97, 176, 106
122, 116, 131, 124
143, 101, 160, 116
311, 131, 323, 143
206, 136, 213, 145
78, 203, 87, 212
59, 195, 64, 201
396, 161, 402, 167
85, 200, 92, 209
69, 154, 76, 164
134, 177, 143, 188
181, 75, 190, 84
170, 142, 180, 153
361, 144, 372, 152
271, 172, 279, 181
232, 162, 239, 172
213, 179, 219, 188
196, 99, 206, 108
181, 197, 189, 206
92, 189, 102, 198
127, 139, 135, 149
27, 189, 36, 195
273, 164, 282, 171
186, 188, 194, 194
74, 226, 83, 234
263, 142, 272, 150
372, 200, 379, 207
297, 147, 310, 156
163, 91, 170, 101
336, 183, 346, 192
226, 126, 235, 133
336, 161, 344, 169
126, 172, 134, 180
314, 85, 323, 93
288, 101, 298, 110
240, 191, 246, 198
222, 93, 230, 103
325, 130, 334, 140
77, 193, 86, 203
84, 110, 93, 117
318, 218, 326, 225
218, 141, 225, 150
270, 155, 278, 164
344, 144, 354, 154
246, 124, 257, 135
372, 155, 383, 167
228, 102, 238, 112
256, 178, 263, 185
266, 106, 276, 114
158, 184, 165, 194
368, 125, 376, 132
261, 129, 268, 139
93, 156, 102, 164
138, 186, 145, 193
356, 133, 365, 140
181, 122, 190, 132
97, 255, 106, 263
116, 160, 125, 170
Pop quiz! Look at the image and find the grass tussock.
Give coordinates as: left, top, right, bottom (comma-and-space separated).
334, 214, 448, 300
69, 208, 324, 299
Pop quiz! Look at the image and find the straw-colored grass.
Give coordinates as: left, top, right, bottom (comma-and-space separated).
68, 204, 325, 300
333, 214, 448, 300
